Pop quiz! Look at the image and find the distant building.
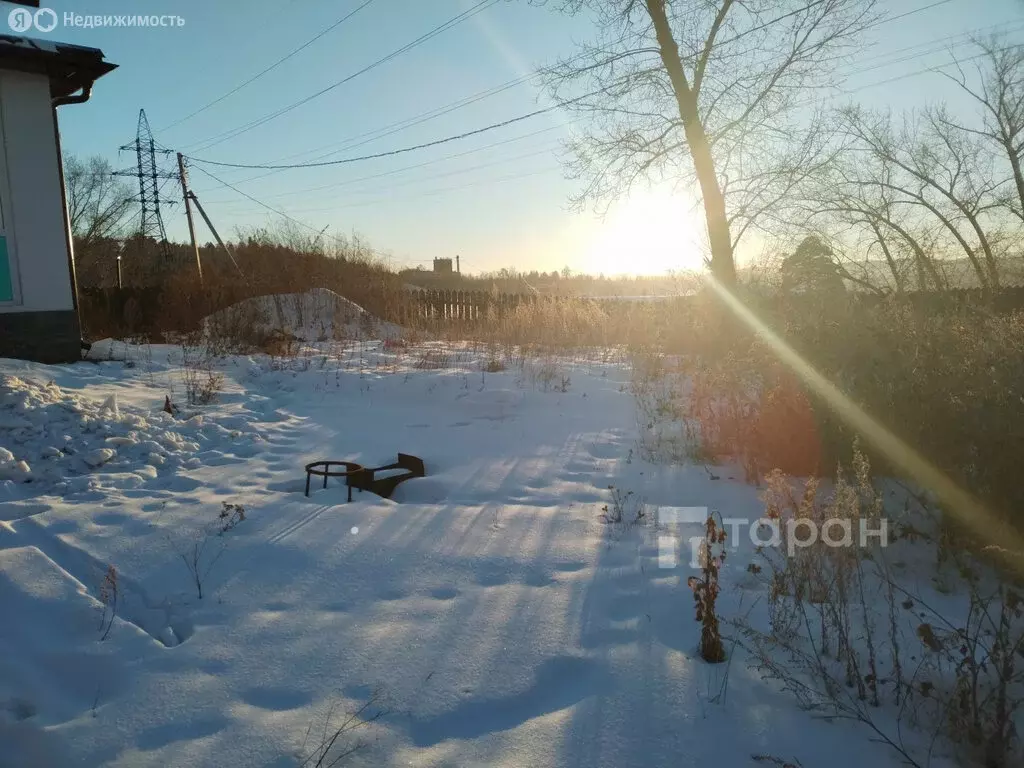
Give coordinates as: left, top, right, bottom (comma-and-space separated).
0, 32, 116, 362
433, 258, 453, 274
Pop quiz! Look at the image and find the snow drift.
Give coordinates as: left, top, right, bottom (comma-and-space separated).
204, 288, 401, 343
0, 373, 261, 500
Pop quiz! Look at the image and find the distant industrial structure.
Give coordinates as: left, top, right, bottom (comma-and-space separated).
432, 256, 460, 275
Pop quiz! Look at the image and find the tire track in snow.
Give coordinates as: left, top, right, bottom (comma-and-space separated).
264, 503, 334, 545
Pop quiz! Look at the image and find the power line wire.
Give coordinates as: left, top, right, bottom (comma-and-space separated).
190, 164, 330, 235
844, 20, 1024, 79
185, 0, 970, 171
194, 122, 572, 201
189, 37, 1017, 226
206, 0, 955, 171
245, 74, 537, 171
689, 0, 954, 52
186, 89, 599, 170
208, 21, 1006, 193
839, 40, 1022, 94
200, 76, 546, 189
185, 32, 982, 174
215, 164, 560, 217
204, 35, 649, 180
875, 0, 956, 26
199, 142, 561, 205
182, 0, 500, 154
193, 1, 956, 191
156, 0, 378, 133
190, 38, 1017, 239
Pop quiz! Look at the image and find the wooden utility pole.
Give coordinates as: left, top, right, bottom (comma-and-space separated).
188, 190, 243, 276
177, 152, 203, 283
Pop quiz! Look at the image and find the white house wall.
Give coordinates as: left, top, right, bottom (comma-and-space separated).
0, 68, 74, 314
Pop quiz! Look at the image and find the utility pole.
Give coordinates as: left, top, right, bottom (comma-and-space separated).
456, 254, 460, 274
177, 152, 203, 283
313, 224, 330, 253
188, 190, 243, 276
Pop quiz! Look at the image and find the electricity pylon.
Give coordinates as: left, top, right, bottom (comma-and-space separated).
113, 109, 177, 263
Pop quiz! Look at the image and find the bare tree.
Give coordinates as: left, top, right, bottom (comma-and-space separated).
797, 142, 950, 292
63, 154, 136, 247
942, 37, 1024, 223
540, 0, 879, 286
842, 107, 1002, 289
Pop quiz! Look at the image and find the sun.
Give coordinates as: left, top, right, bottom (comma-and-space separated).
582, 186, 705, 276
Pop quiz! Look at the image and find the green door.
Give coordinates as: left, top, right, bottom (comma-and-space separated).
0, 234, 12, 302
0, 99, 12, 303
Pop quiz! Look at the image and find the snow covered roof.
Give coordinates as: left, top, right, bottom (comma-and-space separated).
0, 34, 116, 98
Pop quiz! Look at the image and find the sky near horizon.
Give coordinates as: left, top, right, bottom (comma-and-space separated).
3, 0, 1023, 275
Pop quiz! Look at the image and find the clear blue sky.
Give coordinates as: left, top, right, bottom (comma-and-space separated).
4, 0, 1023, 274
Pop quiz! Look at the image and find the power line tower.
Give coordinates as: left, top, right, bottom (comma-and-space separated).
113, 109, 176, 265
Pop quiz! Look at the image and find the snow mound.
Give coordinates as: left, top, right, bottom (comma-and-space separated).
0, 374, 262, 499
205, 288, 402, 343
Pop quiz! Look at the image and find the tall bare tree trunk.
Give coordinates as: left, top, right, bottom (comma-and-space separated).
877, 216, 944, 290
1005, 139, 1024, 221
646, 0, 736, 287
867, 221, 903, 294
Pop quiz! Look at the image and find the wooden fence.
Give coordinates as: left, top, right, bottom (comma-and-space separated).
393, 290, 546, 326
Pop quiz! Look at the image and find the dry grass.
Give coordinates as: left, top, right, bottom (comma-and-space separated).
630, 292, 1024, 540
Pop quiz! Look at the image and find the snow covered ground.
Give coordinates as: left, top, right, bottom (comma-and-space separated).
0, 339, 979, 767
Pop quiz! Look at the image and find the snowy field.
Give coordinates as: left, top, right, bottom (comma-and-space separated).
0, 338, 992, 767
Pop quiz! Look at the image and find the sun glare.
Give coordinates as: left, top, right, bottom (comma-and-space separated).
583, 187, 705, 276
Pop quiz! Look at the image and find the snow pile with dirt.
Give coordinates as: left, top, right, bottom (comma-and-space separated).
205, 287, 401, 342
0, 372, 263, 499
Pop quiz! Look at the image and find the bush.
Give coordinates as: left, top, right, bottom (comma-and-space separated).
779, 300, 1024, 539
639, 293, 1024, 541
735, 450, 1024, 768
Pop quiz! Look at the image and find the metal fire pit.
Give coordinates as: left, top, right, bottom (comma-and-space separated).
304, 460, 365, 501
304, 453, 426, 501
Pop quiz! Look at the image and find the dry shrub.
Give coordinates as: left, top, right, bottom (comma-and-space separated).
753, 375, 823, 477
909, 577, 1024, 768
179, 331, 225, 405
733, 449, 927, 762
489, 297, 609, 351
688, 514, 727, 663
737, 448, 1024, 768
685, 353, 761, 477
525, 357, 572, 392
636, 348, 821, 479
777, 300, 1024, 538
97, 565, 118, 642
413, 349, 450, 370
637, 291, 1024, 540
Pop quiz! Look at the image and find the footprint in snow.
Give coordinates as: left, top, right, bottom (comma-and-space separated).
240, 687, 313, 711
407, 656, 609, 747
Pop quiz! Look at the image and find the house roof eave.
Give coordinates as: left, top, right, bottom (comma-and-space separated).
0, 35, 117, 99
